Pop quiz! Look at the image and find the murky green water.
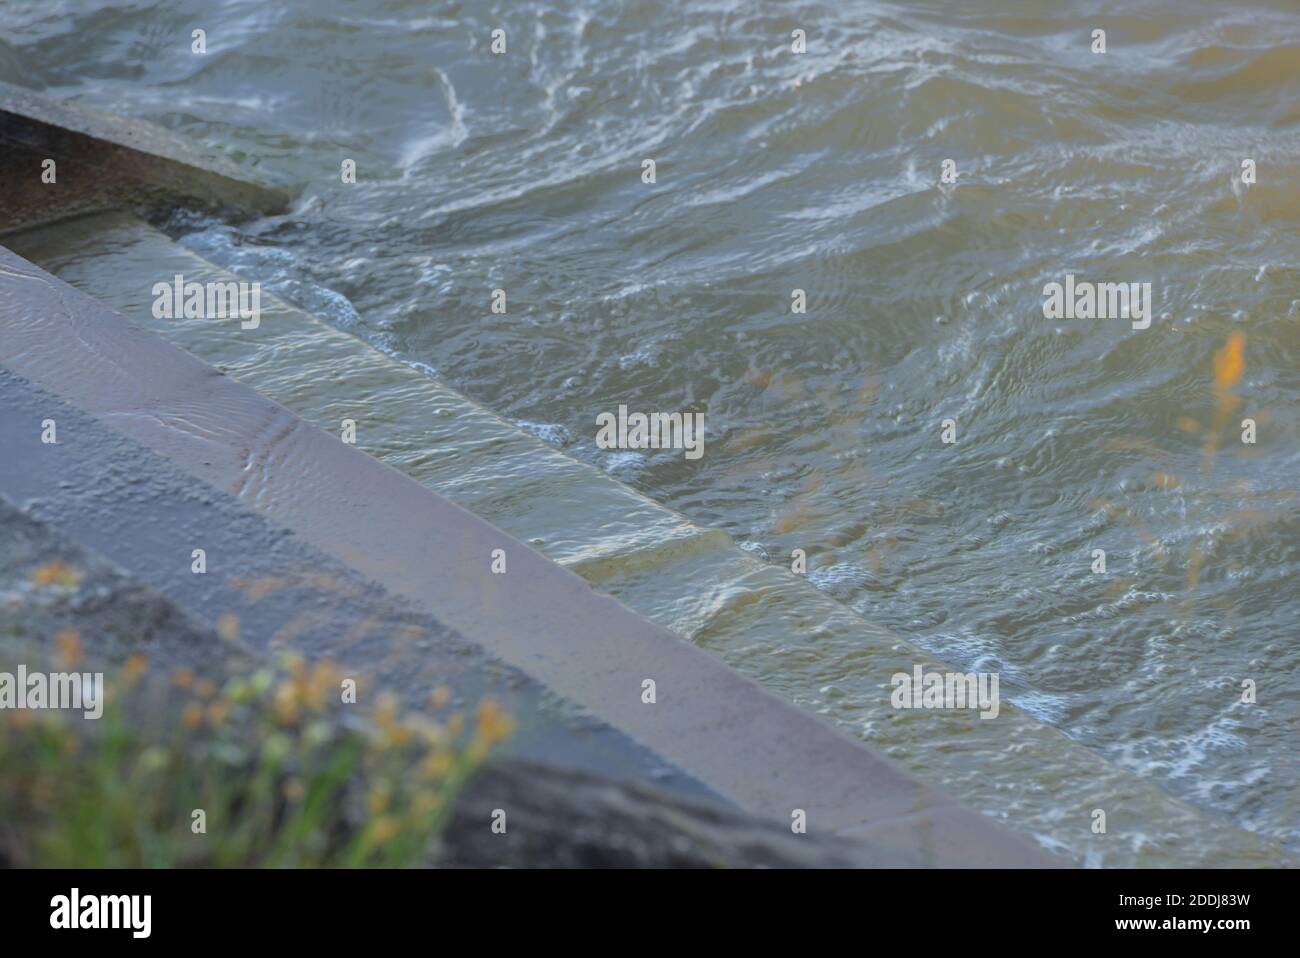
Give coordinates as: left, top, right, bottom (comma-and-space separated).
5, 1, 1298, 852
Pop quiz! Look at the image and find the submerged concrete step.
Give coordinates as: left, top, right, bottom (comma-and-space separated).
7, 212, 1289, 867
0, 238, 1061, 867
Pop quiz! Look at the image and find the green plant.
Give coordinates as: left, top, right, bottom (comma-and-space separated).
0, 650, 512, 867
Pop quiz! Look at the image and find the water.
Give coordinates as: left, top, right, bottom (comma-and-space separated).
4, 0, 1298, 852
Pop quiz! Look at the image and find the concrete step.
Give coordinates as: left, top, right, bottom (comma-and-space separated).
0, 235, 1063, 867
7, 211, 1289, 867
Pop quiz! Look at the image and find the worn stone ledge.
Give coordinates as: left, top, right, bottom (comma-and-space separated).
0, 79, 289, 234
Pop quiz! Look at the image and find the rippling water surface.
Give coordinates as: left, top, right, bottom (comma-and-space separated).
5, 0, 1298, 851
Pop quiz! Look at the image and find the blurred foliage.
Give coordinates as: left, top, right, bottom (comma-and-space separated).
0, 648, 511, 867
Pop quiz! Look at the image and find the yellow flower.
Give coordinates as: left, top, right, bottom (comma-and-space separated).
475, 699, 514, 744
428, 685, 451, 710
307, 661, 339, 710
55, 629, 83, 669
419, 750, 452, 780
216, 613, 241, 644
374, 693, 399, 731
289, 659, 312, 706
122, 655, 148, 688
31, 561, 81, 589
368, 786, 391, 815
172, 669, 195, 690
181, 703, 204, 730
274, 682, 300, 726
206, 700, 231, 727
